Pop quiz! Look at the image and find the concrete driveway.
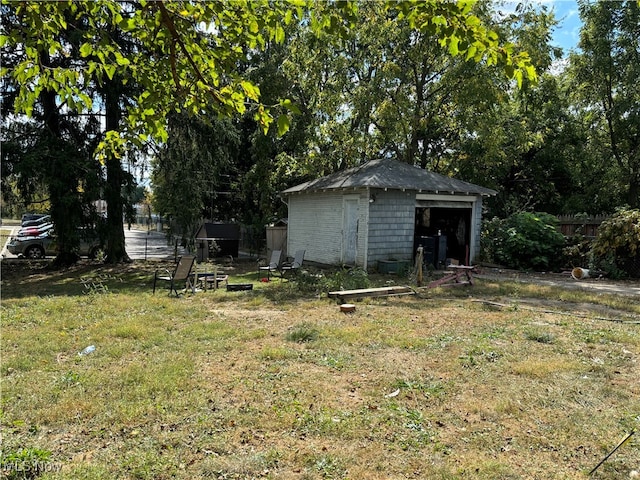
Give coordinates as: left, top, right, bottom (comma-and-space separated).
123, 228, 187, 260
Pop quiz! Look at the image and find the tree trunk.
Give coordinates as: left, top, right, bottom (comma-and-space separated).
40, 57, 82, 267
103, 84, 131, 264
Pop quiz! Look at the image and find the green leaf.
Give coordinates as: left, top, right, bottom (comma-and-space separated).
280, 98, 301, 114
514, 70, 523, 89
274, 24, 285, 44
79, 43, 93, 58
465, 45, 477, 61
104, 64, 116, 80
115, 54, 130, 66
240, 80, 260, 101
431, 15, 447, 26
504, 64, 515, 79
277, 114, 290, 136
448, 36, 459, 56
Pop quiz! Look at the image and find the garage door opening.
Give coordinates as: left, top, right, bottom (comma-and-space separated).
414, 207, 471, 267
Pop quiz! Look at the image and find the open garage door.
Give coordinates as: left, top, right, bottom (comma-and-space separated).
415, 203, 472, 266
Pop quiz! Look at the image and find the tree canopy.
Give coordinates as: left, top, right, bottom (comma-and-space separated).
1, 0, 538, 263
5, 0, 640, 265
568, 0, 640, 209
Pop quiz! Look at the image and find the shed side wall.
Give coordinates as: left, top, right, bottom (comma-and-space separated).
366, 189, 415, 269
286, 191, 367, 266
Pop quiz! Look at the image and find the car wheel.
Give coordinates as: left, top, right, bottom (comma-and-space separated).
25, 245, 45, 259
89, 246, 105, 260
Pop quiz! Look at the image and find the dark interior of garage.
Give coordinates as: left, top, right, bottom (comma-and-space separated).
414, 207, 471, 268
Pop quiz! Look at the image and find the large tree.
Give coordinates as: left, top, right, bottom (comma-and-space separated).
568, 0, 640, 209
151, 113, 240, 245
1, 6, 104, 264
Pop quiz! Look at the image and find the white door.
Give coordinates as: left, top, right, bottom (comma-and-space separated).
343, 199, 358, 265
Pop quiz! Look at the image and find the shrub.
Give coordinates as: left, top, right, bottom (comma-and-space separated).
482, 212, 565, 271
263, 267, 370, 301
590, 208, 640, 278
561, 234, 592, 270
324, 266, 370, 292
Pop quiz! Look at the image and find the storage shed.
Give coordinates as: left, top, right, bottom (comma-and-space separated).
194, 223, 240, 261
280, 158, 497, 271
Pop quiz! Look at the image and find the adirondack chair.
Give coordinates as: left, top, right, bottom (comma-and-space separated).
153, 255, 196, 296
258, 249, 282, 280
281, 249, 305, 277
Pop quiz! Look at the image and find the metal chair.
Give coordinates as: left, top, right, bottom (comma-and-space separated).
258, 249, 282, 280
281, 249, 305, 277
153, 255, 196, 296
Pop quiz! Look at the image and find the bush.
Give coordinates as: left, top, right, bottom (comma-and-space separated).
590, 208, 640, 278
561, 234, 592, 270
262, 267, 370, 302
482, 212, 565, 271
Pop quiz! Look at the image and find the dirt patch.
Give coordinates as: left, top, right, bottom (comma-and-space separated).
476, 267, 640, 297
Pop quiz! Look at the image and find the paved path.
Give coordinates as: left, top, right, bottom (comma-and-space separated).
123, 228, 186, 260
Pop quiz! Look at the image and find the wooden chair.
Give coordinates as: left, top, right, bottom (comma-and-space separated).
258, 249, 282, 280
153, 255, 196, 296
281, 249, 305, 277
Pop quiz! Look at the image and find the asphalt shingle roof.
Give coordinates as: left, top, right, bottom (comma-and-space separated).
281, 158, 497, 196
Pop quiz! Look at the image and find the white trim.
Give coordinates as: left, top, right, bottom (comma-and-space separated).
415, 194, 477, 202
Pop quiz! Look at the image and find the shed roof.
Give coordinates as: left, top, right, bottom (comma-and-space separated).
195, 223, 240, 240
281, 158, 497, 197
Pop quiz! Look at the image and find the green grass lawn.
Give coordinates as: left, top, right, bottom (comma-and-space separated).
1, 260, 639, 479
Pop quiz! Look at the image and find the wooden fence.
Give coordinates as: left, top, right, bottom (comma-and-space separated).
557, 214, 608, 238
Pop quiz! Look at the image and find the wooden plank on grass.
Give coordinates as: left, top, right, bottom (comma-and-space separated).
328, 286, 414, 302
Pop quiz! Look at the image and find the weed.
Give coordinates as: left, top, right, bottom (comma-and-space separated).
286, 323, 319, 343
459, 346, 502, 368
525, 328, 556, 344
394, 377, 447, 400
57, 370, 81, 388
259, 346, 298, 361
316, 352, 351, 370
324, 266, 370, 291
0, 447, 55, 480
309, 454, 347, 479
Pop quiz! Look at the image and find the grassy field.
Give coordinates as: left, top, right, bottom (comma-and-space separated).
1, 259, 639, 479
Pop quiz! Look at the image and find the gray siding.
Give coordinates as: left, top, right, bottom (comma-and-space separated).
366, 190, 415, 268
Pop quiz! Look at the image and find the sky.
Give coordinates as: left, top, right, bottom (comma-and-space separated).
546, 0, 582, 55
503, 0, 582, 56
